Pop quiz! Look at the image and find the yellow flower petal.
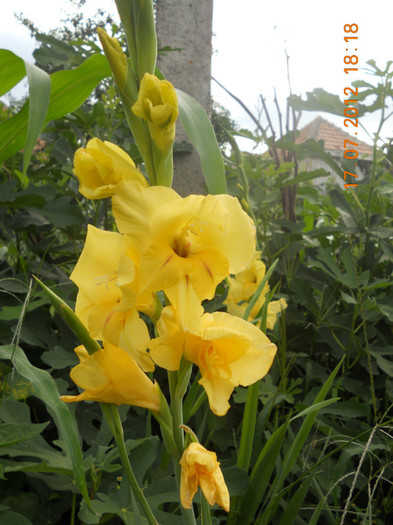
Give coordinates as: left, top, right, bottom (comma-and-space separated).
266, 298, 288, 330
60, 343, 160, 411
149, 305, 202, 369
113, 188, 255, 312
150, 308, 277, 416
70, 224, 153, 371
225, 252, 287, 327
73, 138, 148, 199
198, 374, 234, 417
180, 442, 230, 512
71, 225, 129, 306
213, 194, 256, 274
112, 181, 180, 253
164, 278, 204, 333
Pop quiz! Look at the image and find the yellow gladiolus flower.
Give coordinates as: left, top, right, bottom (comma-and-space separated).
225, 253, 287, 329
73, 138, 148, 199
150, 307, 277, 416
112, 181, 255, 330
180, 442, 230, 512
132, 73, 178, 151
70, 224, 154, 372
60, 342, 160, 411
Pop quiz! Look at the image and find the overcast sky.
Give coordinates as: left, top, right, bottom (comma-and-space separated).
1, 0, 392, 147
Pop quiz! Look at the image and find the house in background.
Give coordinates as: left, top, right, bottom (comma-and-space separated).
296, 117, 373, 190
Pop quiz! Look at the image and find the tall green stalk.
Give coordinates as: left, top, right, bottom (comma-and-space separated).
168, 370, 197, 525
101, 403, 157, 525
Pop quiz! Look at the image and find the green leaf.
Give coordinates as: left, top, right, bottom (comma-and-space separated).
222, 466, 249, 496
40, 196, 85, 228
236, 419, 290, 525
371, 351, 393, 377
312, 248, 354, 287
378, 303, 393, 322
0, 50, 26, 96
33, 33, 83, 68
289, 88, 368, 117
0, 422, 49, 447
41, 346, 78, 370
0, 299, 47, 321
243, 259, 278, 322
329, 189, 358, 228
318, 398, 369, 418
0, 104, 28, 166
34, 277, 102, 356
23, 61, 51, 174
0, 345, 91, 506
0, 50, 51, 174
290, 398, 340, 421
341, 291, 357, 304
201, 493, 213, 525
0, 399, 71, 472
127, 436, 159, 485
45, 53, 111, 122
278, 478, 313, 525
0, 510, 32, 525
177, 89, 226, 194
277, 138, 344, 179
0, 53, 111, 165
277, 169, 329, 188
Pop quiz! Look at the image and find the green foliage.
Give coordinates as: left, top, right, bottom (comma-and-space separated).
1, 4, 393, 523
221, 59, 393, 525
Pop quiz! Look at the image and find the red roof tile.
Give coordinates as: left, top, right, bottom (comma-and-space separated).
296, 117, 373, 158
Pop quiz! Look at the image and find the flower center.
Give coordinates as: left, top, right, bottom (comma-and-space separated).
200, 341, 231, 379
173, 224, 191, 258
172, 217, 207, 258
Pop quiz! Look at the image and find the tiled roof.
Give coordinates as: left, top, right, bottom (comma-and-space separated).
296, 117, 373, 159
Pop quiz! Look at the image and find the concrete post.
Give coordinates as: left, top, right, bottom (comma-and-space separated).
155, 0, 213, 196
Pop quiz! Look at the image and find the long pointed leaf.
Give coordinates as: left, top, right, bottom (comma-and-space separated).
45, 53, 111, 122
0, 53, 111, 165
256, 358, 344, 525
0, 50, 26, 96
290, 398, 340, 422
23, 61, 51, 174
278, 478, 313, 525
177, 88, 226, 195
236, 419, 290, 525
0, 50, 51, 173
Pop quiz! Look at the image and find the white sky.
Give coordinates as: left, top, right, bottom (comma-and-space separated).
1, 0, 392, 147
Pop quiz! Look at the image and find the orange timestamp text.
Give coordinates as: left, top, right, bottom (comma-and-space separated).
343, 23, 359, 189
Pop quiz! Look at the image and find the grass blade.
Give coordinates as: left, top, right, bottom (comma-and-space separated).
256, 358, 344, 524
233, 419, 290, 525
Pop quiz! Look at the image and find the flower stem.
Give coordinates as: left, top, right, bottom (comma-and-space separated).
168, 370, 185, 454
168, 370, 197, 525
101, 403, 157, 525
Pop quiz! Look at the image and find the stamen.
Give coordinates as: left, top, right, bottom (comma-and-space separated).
94, 271, 117, 289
